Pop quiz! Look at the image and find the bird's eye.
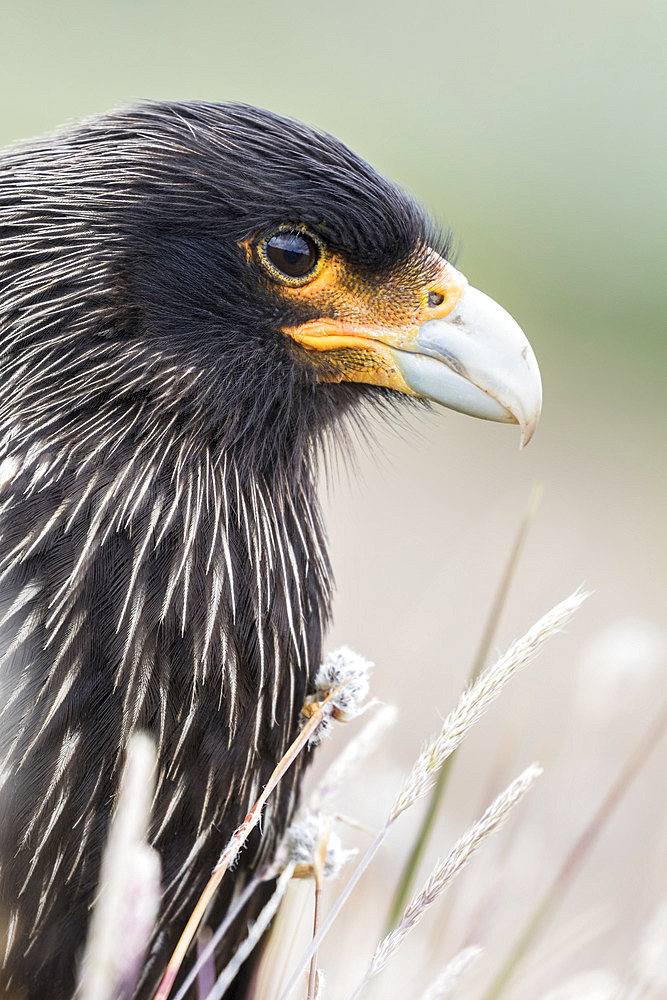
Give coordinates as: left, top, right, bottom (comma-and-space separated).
258, 229, 322, 285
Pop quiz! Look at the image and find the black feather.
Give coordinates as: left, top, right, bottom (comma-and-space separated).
0, 101, 443, 999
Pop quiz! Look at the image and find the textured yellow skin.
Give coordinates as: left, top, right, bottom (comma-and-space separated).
239, 233, 466, 394
280, 249, 467, 392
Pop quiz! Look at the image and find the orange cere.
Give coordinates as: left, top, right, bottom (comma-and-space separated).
281, 249, 467, 388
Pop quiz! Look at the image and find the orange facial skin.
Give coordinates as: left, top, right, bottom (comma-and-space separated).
241, 236, 467, 393
283, 249, 467, 392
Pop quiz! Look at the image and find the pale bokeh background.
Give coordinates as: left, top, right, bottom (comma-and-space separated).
1, 1, 665, 996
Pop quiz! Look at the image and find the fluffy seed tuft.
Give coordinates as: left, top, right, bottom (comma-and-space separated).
305, 647, 373, 744
276, 810, 356, 880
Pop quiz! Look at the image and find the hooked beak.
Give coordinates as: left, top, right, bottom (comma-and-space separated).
390, 282, 542, 447
283, 253, 542, 446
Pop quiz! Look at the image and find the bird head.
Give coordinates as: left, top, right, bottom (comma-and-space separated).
2, 102, 541, 481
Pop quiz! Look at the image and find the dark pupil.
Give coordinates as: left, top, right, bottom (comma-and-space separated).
266, 232, 317, 278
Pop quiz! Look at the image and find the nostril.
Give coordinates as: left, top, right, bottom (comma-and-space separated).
428, 291, 444, 308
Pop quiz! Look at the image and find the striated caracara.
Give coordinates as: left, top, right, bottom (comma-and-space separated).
0, 102, 541, 999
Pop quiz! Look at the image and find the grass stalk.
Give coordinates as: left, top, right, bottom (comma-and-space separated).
172, 866, 270, 1000
195, 929, 215, 1000
386, 484, 543, 930
306, 818, 331, 1000
279, 590, 584, 1000
348, 765, 541, 1000
153, 692, 336, 1000
278, 822, 389, 1000
202, 862, 296, 1000
482, 697, 667, 1000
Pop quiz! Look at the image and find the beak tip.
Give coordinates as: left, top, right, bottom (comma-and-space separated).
519, 427, 533, 449
518, 407, 541, 448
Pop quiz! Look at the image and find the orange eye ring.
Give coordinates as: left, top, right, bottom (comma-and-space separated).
256, 225, 327, 287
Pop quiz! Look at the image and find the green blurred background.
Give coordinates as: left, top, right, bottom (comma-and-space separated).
1, 1, 665, 995
2, 0, 666, 380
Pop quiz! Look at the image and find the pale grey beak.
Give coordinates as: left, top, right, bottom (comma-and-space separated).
390, 285, 542, 446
